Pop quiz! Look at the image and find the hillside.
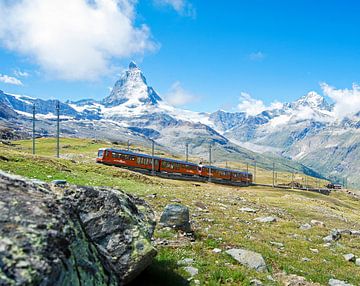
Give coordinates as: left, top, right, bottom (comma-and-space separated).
0, 138, 359, 285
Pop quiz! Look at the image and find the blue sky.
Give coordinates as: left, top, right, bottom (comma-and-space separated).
0, 0, 360, 112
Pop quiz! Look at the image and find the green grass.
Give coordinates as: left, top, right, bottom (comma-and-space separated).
1, 138, 360, 285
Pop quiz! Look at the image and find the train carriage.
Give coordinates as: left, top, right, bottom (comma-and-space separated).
200, 165, 231, 180
231, 170, 252, 183
160, 158, 200, 176
97, 148, 160, 172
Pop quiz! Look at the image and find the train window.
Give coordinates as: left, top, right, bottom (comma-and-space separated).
97, 150, 104, 158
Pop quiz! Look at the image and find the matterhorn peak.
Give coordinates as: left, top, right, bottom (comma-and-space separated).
129, 61, 138, 69
102, 62, 162, 107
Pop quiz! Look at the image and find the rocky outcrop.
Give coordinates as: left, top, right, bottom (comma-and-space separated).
0, 171, 156, 285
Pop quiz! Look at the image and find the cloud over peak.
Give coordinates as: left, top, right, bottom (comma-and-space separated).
321, 82, 360, 120
164, 81, 198, 106
237, 92, 282, 116
0, 74, 23, 85
0, 0, 157, 81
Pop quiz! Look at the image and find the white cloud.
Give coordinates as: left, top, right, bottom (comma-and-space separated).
14, 69, 29, 77
0, 0, 157, 81
248, 51, 266, 61
154, 0, 195, 17
0, 74, 23, 85
321, 82, 360, 120
164, 81, 198, 106
237, 92, 282, 116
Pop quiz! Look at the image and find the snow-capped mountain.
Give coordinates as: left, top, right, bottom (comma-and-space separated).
102, 62, 162, 107
1, 62, 359, 187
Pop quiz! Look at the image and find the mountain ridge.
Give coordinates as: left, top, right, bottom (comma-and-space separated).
1, 63, 359, 187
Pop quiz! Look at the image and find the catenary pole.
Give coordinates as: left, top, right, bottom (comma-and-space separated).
151, 140, 155, 176
272, 162, 275, 187
208, 143, 212, 182
185, 143, 189, 162
32, 103, 35, 155
56, 100, 60, 158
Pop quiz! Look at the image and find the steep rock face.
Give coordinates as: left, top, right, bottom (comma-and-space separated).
0, 171, 156, 286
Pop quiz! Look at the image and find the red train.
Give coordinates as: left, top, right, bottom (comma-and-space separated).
96, 148, 252, 184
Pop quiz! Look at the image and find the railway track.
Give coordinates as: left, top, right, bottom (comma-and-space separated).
108, 163, 332, 195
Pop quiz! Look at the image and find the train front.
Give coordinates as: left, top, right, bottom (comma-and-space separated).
96, 148, 107, 163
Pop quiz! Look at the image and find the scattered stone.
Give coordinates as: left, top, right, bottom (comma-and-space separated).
226, 248, 267, 272
323, 229, 341, 243
300, 223, 312, 230
250, 278, 263, 286
302, 257, 311, 262
270, 241, 284, 248
355, 258, 360, 266
146, 193, 157, 199
350, 230, 360, 236
194, 279, 200, 285
240, 207, 257, 213
184, 266, 198, 277
177, 258, 194, 266
328, 278, 354, 286
170, 198, 181, 203
310, 220, 325, 227
310, 248, 319, 254
212, 248, 222, 253
160, 204, 192, 232
51, 179, 67, 186
338, 229, 351, 235
194, 201, 207, 210
274, 272, 319, 286
343, 253, 356, 262
254, 216, 277, 223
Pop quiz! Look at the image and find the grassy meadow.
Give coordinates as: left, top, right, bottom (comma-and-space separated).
0, 138, 359, 285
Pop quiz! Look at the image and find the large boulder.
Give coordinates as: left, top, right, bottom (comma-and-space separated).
0, 171, 156, 285
159, 204, 192, 232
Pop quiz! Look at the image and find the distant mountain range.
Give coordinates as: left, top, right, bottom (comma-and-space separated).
1, 62, 359, 187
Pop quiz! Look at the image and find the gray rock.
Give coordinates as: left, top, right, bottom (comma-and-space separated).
270, 241, 284, 248
355, 258, 360, 266
184, 266, 198, 277
350, 230, 360, 236
177, 258, 194, 266
160, 204, 192, 232
343, 253, 356, 262
299, 223, 312, 230
212, 248, 222, 253
240, 207, 257, 213
301, 257, 311, 262
310, 219, 325, 227
323, 229, 341, 242
0, 171, 156, 285
250, 278, 263, 286
254, 216, 277, 223
226, 248, 267, 272
51, 179, 67, 186
328, 278, 354, 286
